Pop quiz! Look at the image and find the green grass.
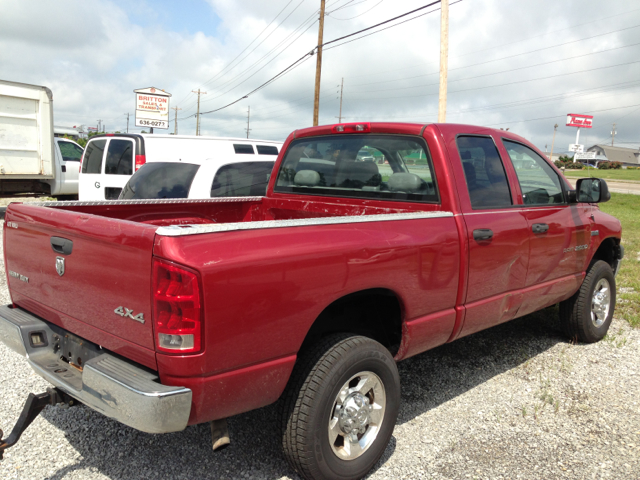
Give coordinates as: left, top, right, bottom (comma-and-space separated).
562, 169, 640, 181
599, 193, 640, 327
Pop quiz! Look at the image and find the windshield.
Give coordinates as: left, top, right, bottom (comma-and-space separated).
274, 134, 438, 203
120, 162, 200, 199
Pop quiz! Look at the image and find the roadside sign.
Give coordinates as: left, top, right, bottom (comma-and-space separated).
568, 144, 584, 153
134, 87, 171, 130
566, 114, 593, 128
575, 152, 597, 160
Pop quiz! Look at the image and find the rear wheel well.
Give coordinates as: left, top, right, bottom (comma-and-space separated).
299, 289, 403, 356
591, 237, 620, 270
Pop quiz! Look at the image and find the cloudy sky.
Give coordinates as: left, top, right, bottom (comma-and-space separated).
1, 0, 639, 154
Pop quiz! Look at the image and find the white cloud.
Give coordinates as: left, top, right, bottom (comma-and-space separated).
0, 0, 638, 148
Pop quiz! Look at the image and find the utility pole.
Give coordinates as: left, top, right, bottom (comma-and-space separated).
171, 107, 181, 135
313, 0, 326, 127
611, 123, 617, 146
549, 123, 558, 162
245, 106, 251, 139
336, 78, 344, 123
192, 89, 207, 136
124, 113, 130, 133
97, 119, 102, 133
438, 0, 449, 123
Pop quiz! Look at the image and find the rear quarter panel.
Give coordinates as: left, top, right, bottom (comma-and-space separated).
153, 216, 460, 378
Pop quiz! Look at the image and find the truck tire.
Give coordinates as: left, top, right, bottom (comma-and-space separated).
280, 334, 400, 480
559, 260, 616, 343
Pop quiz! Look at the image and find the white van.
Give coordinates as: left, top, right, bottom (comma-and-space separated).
78, 134, 282, 201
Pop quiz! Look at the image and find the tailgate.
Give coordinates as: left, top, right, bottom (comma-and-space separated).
4, 203, 158, 351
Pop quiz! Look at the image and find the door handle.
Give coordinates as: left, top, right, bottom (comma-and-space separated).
61, 165, 66, 172
532, 223, 549, 234
473, 229, 493, 241
51, 237, 73, 255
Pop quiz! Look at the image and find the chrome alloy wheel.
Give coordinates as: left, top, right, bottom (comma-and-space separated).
591, 278, 612, 328
328, 371, 386, 460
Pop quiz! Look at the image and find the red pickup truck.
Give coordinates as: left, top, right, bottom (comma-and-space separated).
0, 122, 622, 480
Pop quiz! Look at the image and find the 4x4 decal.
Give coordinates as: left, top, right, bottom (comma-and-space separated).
114, 306, 145, 324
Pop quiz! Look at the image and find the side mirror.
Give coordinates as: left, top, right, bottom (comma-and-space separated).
574, 178, 611, 203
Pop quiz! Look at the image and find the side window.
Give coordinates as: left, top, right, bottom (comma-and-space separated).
58, 142, 83, 161
502, 140, 564, 205
233, 144, 255, 154
256, 145, 278, 155
105, 139, 133, 175
211, 162, 275, 197
82, 139, 106, 174
456, 136, 512, 209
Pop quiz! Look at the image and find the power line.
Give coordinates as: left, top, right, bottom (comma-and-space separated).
484, 103, 640, 127
350, 41, 640, 95
348, 24, 640, 89
181, 1, 448, 120
349, 59, 640, 101
324, 0, 461, 52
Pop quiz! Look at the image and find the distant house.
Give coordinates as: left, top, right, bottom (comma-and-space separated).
584, 144, 640, 166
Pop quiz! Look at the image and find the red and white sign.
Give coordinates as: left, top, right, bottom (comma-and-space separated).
566, 114, 593, 128
133, 87, 171, 130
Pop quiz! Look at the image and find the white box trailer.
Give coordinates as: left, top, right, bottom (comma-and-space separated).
0, 80, 54, 178
0, 80, 81, 197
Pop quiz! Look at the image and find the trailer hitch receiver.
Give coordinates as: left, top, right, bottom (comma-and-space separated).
0, 387, 75, 459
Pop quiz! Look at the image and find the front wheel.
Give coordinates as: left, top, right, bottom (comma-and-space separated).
280, 334, 400, 480
560, 260, 616, 343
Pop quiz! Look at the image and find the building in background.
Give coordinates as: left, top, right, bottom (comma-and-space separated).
583, 144, 640, 167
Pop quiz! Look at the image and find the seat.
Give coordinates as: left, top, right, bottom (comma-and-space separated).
387, 173, 422, 193
334, 161, 381, 188
294, 170, 321, 187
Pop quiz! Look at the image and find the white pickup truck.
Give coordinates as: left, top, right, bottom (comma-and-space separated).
0, 79, 81, 198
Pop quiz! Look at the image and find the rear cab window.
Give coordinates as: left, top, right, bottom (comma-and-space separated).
211, 162, 275, 197
120, 162, 200, 199
456, 135, 512, 209
274, 135, 438, 203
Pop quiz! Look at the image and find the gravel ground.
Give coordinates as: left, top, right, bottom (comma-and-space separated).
0, 218, 639, 480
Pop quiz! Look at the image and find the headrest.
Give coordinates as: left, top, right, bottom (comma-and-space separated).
388, 173, 422, 193
294, 170, 321, 186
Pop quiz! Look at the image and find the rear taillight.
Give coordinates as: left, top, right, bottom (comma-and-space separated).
135, 155, 146, 171
152, 259, 202, 354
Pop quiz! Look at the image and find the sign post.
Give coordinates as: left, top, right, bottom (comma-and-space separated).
566, 114, 593, 162
134, 87, 172, 132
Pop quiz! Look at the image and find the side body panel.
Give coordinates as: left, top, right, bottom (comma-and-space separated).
154, 214, 461, 423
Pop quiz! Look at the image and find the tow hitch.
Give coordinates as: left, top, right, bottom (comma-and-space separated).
0, 387, 76, 459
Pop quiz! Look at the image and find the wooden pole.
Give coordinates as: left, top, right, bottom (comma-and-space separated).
438, 0, 449, 123
171, 107, 181, 135
338, 78, 344, 123
549, 123, 558, 161
313, 0, 326, 127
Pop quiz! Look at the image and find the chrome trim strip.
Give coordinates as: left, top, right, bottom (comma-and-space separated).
156, 211, 454, 237
0, 305, 192, 434
25, 197, 264, 208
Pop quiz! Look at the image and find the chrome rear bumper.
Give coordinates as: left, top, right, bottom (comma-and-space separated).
0, 305, 192, 434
